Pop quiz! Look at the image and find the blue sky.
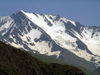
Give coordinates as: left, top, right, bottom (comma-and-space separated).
0, 0, 100, 26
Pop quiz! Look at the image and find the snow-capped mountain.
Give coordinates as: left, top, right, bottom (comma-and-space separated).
0, 10, 100, 71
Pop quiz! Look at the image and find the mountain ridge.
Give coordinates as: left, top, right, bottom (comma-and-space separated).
0, 10, 100, 74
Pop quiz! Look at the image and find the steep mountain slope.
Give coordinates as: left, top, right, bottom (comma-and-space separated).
0, 10, 100, 73
0, 41, 86, 75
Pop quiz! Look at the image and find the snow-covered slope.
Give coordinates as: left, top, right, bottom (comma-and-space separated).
0, 10, 100, 71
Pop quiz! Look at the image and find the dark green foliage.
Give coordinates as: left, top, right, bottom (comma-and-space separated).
0, 41, 86, 75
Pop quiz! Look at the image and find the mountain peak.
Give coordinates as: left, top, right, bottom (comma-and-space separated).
17, 10, 27, 14
18, 10, 30, 15
12, 10, 77, 27
11, 10, 27, 17
0, 10, 100, 74
19, 10, 25, 12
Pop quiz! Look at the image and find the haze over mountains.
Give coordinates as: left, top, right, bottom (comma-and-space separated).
0, 10, 100, 74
